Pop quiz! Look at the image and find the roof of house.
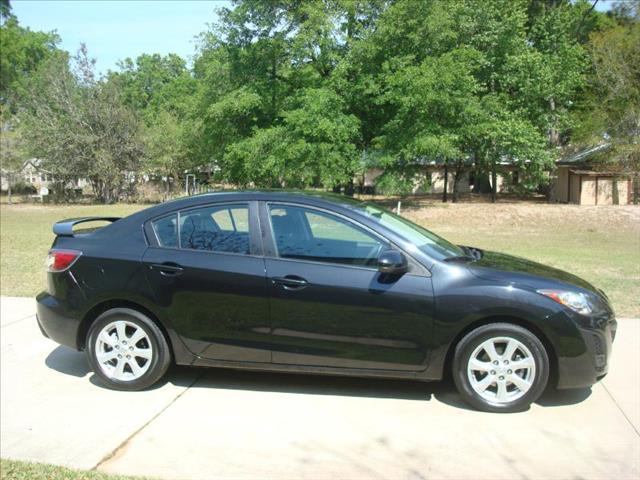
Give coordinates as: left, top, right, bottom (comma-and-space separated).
21, 158, 51, 173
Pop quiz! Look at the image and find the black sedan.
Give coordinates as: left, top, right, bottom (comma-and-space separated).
36, 191, 616, 412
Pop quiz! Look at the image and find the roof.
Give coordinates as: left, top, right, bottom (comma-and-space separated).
20, 158, 51, 174
557, 144, 611, 166
569, 169, 627, 177
124, 190, 368, 224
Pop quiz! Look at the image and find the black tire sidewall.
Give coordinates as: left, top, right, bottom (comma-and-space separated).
86, 308, 170, 391
453, 323, 549, 413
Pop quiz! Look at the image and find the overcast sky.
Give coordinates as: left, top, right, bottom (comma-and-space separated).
12, 0, 614, 76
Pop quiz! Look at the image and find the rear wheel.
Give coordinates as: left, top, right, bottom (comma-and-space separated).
86, 308, 171, 391
452, 323, 549, 413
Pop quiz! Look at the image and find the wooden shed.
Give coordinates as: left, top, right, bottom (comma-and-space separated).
551, 145, 633, 205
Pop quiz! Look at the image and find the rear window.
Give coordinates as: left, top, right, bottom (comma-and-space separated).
152, 214, 178, 248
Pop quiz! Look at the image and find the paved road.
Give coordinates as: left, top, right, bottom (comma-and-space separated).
1, 296, 638, 479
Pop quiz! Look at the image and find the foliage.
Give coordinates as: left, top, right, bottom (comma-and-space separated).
0, 6, 60, 112
587, 22, 639, 170
19, 46, 143, 203
2, 0, 638, 202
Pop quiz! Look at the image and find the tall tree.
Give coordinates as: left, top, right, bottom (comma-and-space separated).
0, 7, 60, 111
576, 18, 640, 202
20, 46, 143, 203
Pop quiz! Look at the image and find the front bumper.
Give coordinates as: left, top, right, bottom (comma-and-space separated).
556, 315, 617, 389
36, 291, 82, 350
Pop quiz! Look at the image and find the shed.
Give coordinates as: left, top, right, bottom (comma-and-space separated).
551, 144, 632, 205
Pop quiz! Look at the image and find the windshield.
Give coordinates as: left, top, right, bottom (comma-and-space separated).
355, 203, 465, 261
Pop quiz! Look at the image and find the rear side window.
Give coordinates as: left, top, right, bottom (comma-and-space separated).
179, 204, 250, 254
152, 214, 178, 248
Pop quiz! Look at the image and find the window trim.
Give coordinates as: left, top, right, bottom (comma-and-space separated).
263, 201, 427, 275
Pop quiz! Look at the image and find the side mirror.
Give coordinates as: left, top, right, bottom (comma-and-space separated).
377, 250, 408, 275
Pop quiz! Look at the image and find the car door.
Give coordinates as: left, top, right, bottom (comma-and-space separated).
143, 201, 271, 362
262, 202, 435, 372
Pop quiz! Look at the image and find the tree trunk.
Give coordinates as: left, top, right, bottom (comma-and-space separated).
491, 162, 497, 203
452, 166, 461, 203
612, 178, 619, 205
634, 173, 639, 205
548, 98, 560, 147
7, 173, 12, 205
345, 179, 355, 197
442, 163, 448, 203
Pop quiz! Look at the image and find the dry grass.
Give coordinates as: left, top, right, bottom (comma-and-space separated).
1, 199, 638, 316
401, 201, 640, 317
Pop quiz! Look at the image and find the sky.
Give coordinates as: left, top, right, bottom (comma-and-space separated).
11, 0, 231, 75
12, 0, 615, 76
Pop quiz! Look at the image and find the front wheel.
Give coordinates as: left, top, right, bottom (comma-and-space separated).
452, 323, 549, 413
86, 308, 171, 391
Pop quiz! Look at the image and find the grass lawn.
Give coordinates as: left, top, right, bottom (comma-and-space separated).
0, 459, 150, 480
1, 199, 638, 316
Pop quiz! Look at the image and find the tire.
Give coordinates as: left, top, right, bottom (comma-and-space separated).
86, 308, 171, 391
452, 323, 549, 413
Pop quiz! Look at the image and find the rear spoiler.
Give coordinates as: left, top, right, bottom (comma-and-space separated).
53, 217, 121, 237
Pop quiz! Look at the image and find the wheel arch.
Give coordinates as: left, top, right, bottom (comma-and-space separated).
77, 299, 175, 362
442, 315, 559, 388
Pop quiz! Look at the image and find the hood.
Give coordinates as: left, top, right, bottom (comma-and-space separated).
467, 250, 598, 293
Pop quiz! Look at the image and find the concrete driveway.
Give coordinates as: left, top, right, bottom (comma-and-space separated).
1, 296, 638, 480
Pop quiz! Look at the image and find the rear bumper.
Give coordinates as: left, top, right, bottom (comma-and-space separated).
36, 291, 82, 350
556, 316, 617, 389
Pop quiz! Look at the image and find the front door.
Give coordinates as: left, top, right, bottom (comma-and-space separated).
263, 203, 434, 371
143, 202, 271, 362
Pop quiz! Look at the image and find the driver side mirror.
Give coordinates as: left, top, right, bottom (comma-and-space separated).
377, 250, 408, 275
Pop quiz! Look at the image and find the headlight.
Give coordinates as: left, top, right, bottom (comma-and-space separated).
537, 289, 592, 315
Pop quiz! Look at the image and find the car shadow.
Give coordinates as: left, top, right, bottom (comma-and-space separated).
45, 346, 592, 409
45, 345, 91, 378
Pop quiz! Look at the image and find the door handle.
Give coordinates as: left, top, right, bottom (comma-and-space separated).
272, 275, 308, 290
150, 263, 184, 276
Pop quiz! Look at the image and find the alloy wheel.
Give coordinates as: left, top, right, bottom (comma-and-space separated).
95, 320, 153, 381
467, 336, 536, 404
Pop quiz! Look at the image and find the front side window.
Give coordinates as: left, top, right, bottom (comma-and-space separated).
269, 205, 386, 267
180, 204, 250, 254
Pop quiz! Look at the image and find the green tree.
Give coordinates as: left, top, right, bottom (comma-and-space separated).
0, 119, 25, 203
576, 20, 640, 203
143, 109, 188, 198
0, 10, 60, 110
20, 46, 143, 203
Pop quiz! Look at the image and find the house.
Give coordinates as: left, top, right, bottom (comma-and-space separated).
550, 144, 633, 205
361, 160, 519, 195
0, 158, 88, 193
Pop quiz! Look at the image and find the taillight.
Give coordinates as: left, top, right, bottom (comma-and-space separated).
46, 249, 82, 272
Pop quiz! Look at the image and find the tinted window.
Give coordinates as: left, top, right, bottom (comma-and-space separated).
180, 204, 250, 254
356, 203, 465, 260
269, 205, 386, 266
152, 214, 178, 248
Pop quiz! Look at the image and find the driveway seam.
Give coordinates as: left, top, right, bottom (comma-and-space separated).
601, 381, 640, 437
0, 314, 35, 328
91, 371, 204, 471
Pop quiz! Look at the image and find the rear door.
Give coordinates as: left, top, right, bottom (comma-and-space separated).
143, 201, 271, 362
262, 202, 434, 372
